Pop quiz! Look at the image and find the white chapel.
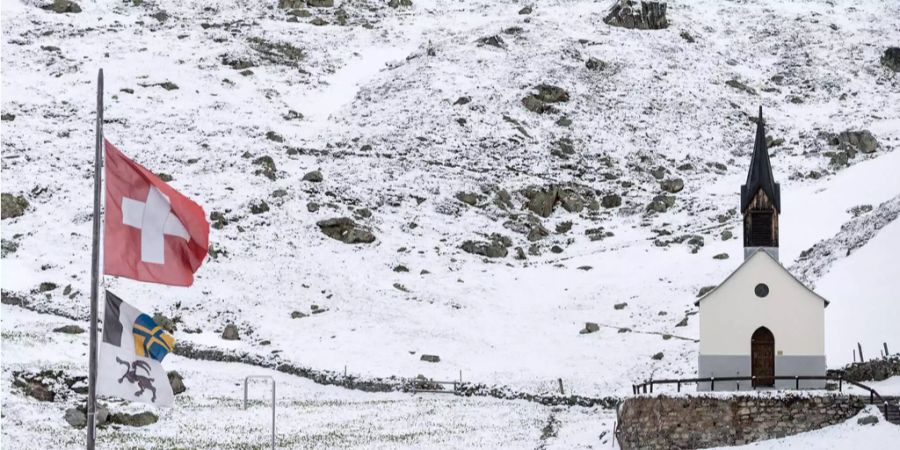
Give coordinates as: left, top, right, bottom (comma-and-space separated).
696, 107, 829, 391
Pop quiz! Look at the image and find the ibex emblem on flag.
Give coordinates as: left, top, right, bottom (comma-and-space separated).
116, 357, 157, 402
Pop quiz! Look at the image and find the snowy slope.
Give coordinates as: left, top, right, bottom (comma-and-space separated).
2, 0, 900, 447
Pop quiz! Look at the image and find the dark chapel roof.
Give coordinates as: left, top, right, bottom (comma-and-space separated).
740, 107, 781, 213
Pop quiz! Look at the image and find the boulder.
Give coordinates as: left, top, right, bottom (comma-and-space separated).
278, 0, 305, 8
646, 195, 675, 213
387, 0, 412, 7
108, 411, 158, 427
603, 0, 667, 30
713, 253, 729, 260
660, 178, 684, 193
65, 408, 87, 428
601, 194, 622, 208
725, 79, 756, 95
585, 57, 606, 70
651, 352, 664, 360
168, 371, 186, 395
253, 156, 277, 180
858, 415, 879, 425
317, 218, 376, 244
455, 192, 482, 206
222, 324, 240, 340
519, 6, 532, 14
250, 200, 269, 214
477, 35, 505, 49
302, 170, 323, 182
614, 302, 627, 310
522, 84, 569, 114
53, 325, 84, 334
291, 311, 308, 319
461, 240, 508, 258
580, 322, 600, 334
1, 193, 29, 219
420, 354, 440, 363
306, 0, 334, 7
41, 0, 81, 13
881, 47, 900, 72
829, 130, 878, 154
1, 239, 18, 257
527, 224, 550, 242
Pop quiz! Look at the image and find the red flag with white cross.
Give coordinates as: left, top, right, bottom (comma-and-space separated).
103, 139, 209, 286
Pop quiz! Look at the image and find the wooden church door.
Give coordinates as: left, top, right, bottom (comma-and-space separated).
751, 327, 775, 387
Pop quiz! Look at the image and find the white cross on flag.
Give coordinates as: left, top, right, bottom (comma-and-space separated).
104, 140, 209, 286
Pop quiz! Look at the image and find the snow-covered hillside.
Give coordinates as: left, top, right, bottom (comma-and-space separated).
2, 0, 899, 448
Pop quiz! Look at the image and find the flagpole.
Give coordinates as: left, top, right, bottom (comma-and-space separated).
87, 68, 104, 450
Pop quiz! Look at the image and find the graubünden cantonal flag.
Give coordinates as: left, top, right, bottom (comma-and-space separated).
104, 139, 209, 286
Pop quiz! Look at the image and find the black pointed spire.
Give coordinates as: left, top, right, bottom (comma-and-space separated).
740, 106, 780, 213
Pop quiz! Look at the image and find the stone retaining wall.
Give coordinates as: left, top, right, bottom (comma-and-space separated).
617, 394, 865, 449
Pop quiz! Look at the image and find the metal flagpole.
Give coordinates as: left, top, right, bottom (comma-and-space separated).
87, 68, 104, 450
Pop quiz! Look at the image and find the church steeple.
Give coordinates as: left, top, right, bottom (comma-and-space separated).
741, 107, 780, 261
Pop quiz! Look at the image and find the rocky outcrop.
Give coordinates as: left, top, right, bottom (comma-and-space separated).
522, 84, 570, 114
317, 218, 376, 244
618, 395, 865, 450
604, 1, 668, 30
828, 130, 878, 155
791, 195, 900, 285
837, 355, 900, 382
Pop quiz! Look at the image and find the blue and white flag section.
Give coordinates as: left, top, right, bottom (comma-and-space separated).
97, 291, 175, 407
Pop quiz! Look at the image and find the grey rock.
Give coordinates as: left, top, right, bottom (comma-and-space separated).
676, 317, 688, 327
721, 230, 733, 240
829, 130, 878, 154
580, 322, 600, 334
1, 238, 18, 257
420, 354, 440, 363
713, 253, 729, 260
253, 156, 277, 181
651, 352, 664, 360
2, 193, 29, 219
601, 194, 622, 208
307, 0, 334, 7
555, 221, 572, 233
527, 224, 550, 242
53, 325, 84, 334
660, 178, 684, 193
303, 170, 323, 182
291, 311, 307, 319
307, 202, 320, 213
478, 35, 505, 49
604, 0, 667, 30
153, 312, 176, 333
108, 411, 158, 427
42, 0, 81, 13
725, 79, 756, 95
39, 282, 57, 292
518, 5, 532, 14
317, 218, 376, 244
222, 324, 240, 340
168, 371, 186, 395
250, 200, 270, 214
697, 285, 716, 297
857, 415, 879, 425
65, 408, 87, 428
461, 240, 508, 258
614, 302, 627, 310
585, 57, 606, 71
882, 47, 900, 72
455, 192, 482, 206
265, 131, 284, 143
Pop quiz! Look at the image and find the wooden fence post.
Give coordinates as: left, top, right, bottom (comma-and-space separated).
858, 343, 865, 362
558, 378, 565, 395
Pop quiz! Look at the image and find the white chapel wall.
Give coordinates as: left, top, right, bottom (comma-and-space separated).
699, 252, 825, 356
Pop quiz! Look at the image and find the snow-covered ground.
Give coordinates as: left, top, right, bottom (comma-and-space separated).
3, 0, 899, 448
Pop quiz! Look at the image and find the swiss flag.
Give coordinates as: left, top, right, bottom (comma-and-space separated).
103, 139, 209, 286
